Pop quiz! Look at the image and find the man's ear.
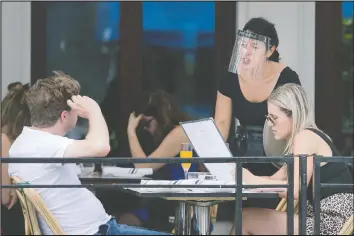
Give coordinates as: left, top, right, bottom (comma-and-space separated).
60, 110, 69, 121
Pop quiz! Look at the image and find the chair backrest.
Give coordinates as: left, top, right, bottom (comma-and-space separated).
16, 188, 41, 235
275, 198, 287, 211
11, 176, 66, 235
339, 215, 353, 235
210, 205, 218, 224
276, 198, 299, 214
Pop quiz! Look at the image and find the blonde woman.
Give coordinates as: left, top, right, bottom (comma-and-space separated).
231, 83, 353, 235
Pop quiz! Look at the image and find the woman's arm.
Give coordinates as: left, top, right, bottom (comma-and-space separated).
1, 133, 17, 209
244, 130, 317, 200
259, 166, 287, 180
128, 126, 189, 171
214, 91, 233, 141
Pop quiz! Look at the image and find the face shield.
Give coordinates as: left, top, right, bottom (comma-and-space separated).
228, 30, 272, 79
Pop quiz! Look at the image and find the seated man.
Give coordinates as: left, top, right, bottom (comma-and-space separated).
8, 71, 167, 235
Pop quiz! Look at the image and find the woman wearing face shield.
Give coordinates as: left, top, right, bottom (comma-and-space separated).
214, 17, 302, 218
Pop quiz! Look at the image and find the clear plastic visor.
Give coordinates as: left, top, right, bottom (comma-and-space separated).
228, 30, 272, 78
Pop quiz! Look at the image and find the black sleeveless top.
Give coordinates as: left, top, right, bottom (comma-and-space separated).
306, 128, 353, 204
218, 67, 301, 126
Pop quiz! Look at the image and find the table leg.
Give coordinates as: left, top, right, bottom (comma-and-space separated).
175, 202, 192, 235
192, 205, 211, 235
174, 202, 213, 235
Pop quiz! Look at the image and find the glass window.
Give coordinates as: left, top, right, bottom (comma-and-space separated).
142, 2, 215, 119
45, 2, 120, 140
45, 2, 120, 102
341, 1, 353, 155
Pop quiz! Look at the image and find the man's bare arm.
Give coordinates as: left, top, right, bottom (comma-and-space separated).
63, 96, 110, 158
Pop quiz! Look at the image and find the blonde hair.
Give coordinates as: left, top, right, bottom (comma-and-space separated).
268, 83, 324, 155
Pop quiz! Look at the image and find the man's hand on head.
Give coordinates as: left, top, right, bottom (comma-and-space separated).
67, 95, 101, 119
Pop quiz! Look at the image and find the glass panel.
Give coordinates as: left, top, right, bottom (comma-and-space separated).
142, 2, 215, 119
341, 2, 353, 155
45, 2, 120, 140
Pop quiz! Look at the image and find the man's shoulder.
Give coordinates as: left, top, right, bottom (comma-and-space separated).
10, 129, 74, 157
9, 132, 26, 156
20, 128, 72, 143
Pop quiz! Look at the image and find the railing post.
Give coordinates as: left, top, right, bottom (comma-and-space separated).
235, 159, 243, 235
298, 155, 308, 235
312, 155, 321, 234
287, 158, 294, 235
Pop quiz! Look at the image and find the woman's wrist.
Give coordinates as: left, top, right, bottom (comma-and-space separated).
127, 129, 137, 138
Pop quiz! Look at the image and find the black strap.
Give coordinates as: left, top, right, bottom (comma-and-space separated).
306, 128, 341, 156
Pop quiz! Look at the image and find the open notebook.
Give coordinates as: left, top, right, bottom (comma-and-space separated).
180, 118, 236, 183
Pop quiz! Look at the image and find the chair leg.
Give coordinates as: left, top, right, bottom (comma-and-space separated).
211, 204, 218, 223
338, 215, 353, 235
229, 223, 235, 235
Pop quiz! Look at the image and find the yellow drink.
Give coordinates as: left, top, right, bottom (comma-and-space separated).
180, 150, 193, 171
180, 143, 193, 179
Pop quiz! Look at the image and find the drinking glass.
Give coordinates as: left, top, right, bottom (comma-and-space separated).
82, 163, 95, 176
187, 172, 200, 180
186, 172, 214, 180
180, 143, 193, 179
204, 175, 217, 181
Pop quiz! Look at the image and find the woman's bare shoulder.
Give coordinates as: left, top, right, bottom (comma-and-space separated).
1, 132, 12, 157
1, 132, 11, 143
293, 129, 321, 153
169, 125, 186, 138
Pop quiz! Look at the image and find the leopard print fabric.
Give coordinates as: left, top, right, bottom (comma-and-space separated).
306, 193, 353, 235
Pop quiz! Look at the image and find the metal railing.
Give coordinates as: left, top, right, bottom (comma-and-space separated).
233, 156, 295, 235
310, 156, 353, 235
7, 155, 348, 235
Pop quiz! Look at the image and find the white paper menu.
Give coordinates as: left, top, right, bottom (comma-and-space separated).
136, 179, 235, 193
180, 118, 236, 182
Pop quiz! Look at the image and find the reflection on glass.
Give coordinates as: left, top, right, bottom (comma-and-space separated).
142, 2, 215, 119
45, 2, 120, 141
45, 2, 120, 102
341, 2, 353, 155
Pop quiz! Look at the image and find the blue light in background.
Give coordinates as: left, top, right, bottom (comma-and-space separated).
95, 2, 120, 42
95, 1, 215, 48
142, 2, 214, 32
342, 2, 353, 19
95, 1, 352, 43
